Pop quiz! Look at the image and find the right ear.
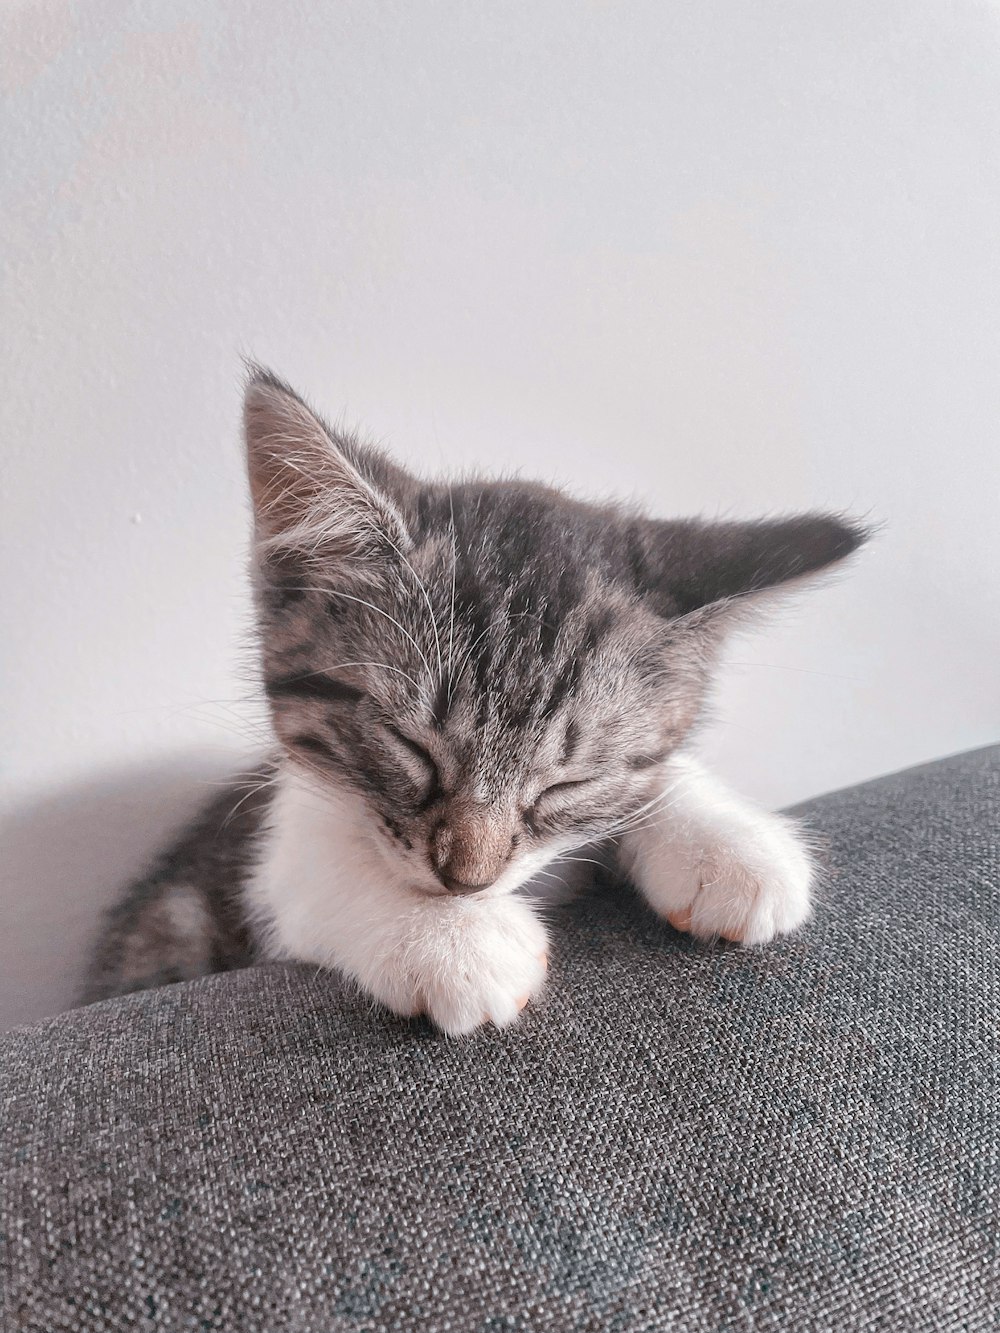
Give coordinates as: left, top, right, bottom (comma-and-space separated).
632, 512, 869, 621
243, 366, 411, 568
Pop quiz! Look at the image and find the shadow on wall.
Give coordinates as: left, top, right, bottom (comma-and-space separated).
1, 752, 252, 1031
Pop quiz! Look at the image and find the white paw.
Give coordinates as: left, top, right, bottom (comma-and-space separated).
362, 896, 549, 1036
634, 816, 814, 946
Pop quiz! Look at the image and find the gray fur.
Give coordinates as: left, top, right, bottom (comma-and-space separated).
82, 778, 270, 1003
84, 368, 866, 1002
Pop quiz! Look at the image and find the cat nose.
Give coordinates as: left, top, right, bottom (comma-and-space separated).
439, 872, 495, 896
432, 799, 514, 893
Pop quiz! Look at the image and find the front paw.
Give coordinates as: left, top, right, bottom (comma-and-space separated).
635, 816, 814, 946
364, 896, 549, 1036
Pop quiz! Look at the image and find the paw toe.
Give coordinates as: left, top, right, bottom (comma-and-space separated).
718, 924, 748, 944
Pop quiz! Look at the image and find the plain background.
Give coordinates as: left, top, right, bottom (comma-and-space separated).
3, 0, 998, 1030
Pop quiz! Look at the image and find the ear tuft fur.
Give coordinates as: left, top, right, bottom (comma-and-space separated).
243, 367, 410, 569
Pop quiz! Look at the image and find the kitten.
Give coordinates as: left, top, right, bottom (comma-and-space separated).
84, 368, 866, 1033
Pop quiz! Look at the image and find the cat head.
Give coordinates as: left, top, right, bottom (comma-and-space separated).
245, 368, 866, 898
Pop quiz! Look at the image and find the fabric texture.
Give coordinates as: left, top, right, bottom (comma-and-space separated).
2, 747, 998, 1332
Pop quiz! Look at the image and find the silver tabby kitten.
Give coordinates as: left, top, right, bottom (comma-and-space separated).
85, 368, 866, 1033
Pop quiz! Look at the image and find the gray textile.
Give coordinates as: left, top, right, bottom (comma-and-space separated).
2, 748, 999, 1333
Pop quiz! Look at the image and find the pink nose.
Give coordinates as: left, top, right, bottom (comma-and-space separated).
433, 800, 513, 893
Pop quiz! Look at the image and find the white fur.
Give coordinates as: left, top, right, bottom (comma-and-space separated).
247, 767, 549, 1036
619, 755, 814, 945
249, 756, 811, 1035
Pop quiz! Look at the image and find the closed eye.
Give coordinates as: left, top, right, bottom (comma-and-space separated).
384, 724, 435, 770
382, 724, 443, 804
524, 778, 596, 831
535, 779, 593, 802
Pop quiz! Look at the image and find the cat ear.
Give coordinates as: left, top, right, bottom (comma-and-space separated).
635, 513, 869, 625
243, 366, 411, 566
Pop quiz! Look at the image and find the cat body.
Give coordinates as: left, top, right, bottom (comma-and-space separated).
85, 369, 864, 1033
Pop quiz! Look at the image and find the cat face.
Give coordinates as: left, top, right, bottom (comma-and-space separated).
245, 368, 865, 898
258, 532, 677, 897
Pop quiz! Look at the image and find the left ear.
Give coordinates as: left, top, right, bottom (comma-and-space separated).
243, 366, 413, 571
632, 513, 870, 621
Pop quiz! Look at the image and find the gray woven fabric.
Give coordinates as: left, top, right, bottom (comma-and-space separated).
3, 747, 999, 1332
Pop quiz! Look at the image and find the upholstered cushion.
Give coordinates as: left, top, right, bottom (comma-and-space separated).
3, 747, 998, 1332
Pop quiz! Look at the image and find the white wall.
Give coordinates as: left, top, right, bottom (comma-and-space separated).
3, 0, 998, 1029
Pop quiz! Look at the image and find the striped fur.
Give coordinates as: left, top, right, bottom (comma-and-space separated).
84, 368, 865, 1023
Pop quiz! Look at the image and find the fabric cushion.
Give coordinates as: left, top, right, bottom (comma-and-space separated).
2, 746, 998, 1332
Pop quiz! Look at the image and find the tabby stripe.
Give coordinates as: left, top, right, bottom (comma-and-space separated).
265, 673, 363, 705
288, 733, 342, 767
628, 750, 668, 770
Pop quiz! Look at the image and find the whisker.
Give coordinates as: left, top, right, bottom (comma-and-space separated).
550, 854, 608, 871
174, 709, 274, 750
380, 530, 443, 690
318, 588, 436, 687
300, 659, 422, 691
604, 788, 682, 840
222, 776, 279, 829
446, 483, 458, 703
282, 747, 338, 793
724, 659, 862, 683
606, 800, 677, 837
